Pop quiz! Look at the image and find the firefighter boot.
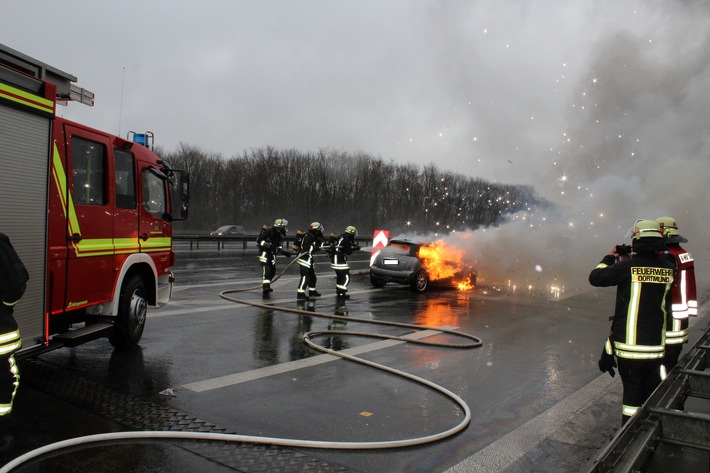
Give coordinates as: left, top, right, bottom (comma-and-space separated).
336, 291, 350, 300
309, 290, 322, 298
262, 284, 273, 296
297, 292, 309, 300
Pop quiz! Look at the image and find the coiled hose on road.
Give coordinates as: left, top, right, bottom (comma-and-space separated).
1, 257, 483, 473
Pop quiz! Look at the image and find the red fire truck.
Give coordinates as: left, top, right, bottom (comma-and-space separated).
0, 44, 189, 355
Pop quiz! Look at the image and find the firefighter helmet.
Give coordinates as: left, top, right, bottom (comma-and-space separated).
274, 218, 288, 228
309, 222, 323, 232
345, 226, 357, 235
631, 219, 663, 240
656, 216, 679, 238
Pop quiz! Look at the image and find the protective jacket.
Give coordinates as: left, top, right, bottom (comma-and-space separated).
663, 240, 697, 346
257, 225, 284, 256
0, 233, 23, 418
257, 225, 287, 288
330, 233, 356, 270
297, 230, 321, 269
296, 229, 323, 296
589, 244, 675, 360
0, 305, 20, 417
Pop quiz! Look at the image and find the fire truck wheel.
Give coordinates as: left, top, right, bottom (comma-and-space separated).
410, 271, 428, 293
110, 274, 147, 348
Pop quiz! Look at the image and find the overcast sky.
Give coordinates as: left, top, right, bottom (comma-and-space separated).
3, 1, 709, 291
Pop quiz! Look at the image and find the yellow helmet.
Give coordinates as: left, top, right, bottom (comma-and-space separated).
632, 219, 663, 240
656, 216, 679, 238
345, 226, 357, 235
274, 218, 288, 228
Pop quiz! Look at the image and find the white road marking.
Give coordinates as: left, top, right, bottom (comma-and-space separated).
183, 326, 455, 393
445, 301, 709, 473
443, 374, 617, 473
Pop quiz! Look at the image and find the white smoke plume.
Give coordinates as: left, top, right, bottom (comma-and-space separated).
396, 6, 710, 296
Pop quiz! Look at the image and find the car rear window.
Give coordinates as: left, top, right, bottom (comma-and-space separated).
384, 242, 413, 255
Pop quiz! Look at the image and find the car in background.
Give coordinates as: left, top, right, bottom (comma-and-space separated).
369, 239, 476, 293
210, 225, 247, 236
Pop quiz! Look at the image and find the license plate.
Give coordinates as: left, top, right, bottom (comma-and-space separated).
383, 258, 399, 265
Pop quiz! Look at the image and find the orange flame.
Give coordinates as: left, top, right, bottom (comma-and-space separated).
417, 240, 475, 291
417, 240, 463, 280
456, 276, 475, 291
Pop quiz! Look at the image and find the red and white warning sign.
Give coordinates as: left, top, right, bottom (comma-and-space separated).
370, 229, 390, 267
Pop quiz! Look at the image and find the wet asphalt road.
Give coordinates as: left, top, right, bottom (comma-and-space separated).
1, 243, 708, 472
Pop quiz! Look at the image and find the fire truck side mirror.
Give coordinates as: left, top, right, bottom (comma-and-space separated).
167, 170, 189, 221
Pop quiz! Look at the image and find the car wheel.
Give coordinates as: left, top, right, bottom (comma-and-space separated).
110, 274, 147, 348
370, 275, 387, 288
410, 271, 428, 293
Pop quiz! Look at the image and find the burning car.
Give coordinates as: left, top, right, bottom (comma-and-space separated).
369, 239, 476, 293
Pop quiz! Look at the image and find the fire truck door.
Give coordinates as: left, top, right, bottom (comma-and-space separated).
138, 164, 170, 254
62, 126, 115, 308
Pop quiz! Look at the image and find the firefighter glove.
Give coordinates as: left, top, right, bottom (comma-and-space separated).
598, 346, 616, 378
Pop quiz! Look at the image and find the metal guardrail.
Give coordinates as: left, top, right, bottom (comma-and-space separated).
587, 321, 710, 472
173, 234, 373, 251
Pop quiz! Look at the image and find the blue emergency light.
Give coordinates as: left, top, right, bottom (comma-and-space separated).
127, 131, 154, 149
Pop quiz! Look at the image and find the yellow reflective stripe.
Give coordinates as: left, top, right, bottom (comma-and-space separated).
595, 263, 609, 269
614, 341, 664, 352
666, 328, 688, 338
70, 237, 172, 256
76, 238, 114, 256
0, 356, 19, 416
604, 338, 613, 355
0, 331, 20, 344
623, 405, 638, 417
626, 281, 641, 345
614, 349, 664, 360
0, 341, 21, 355
52, 143, 82, 245
140, 237, 171, 252
0, 81, 54, 114
114, 238, 139, 254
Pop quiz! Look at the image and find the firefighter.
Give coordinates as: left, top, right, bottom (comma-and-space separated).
257, 218, 292, 295
657, 216, 697, 371
296, 222, 324, 300
0, 233, 26, 453
589, 219, 675, 425
330, 226, 361, 300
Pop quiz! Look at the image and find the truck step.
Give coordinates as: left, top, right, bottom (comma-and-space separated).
52, 323, 113, 347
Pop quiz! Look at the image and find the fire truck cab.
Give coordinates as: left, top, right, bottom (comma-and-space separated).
0, 44, 189, 355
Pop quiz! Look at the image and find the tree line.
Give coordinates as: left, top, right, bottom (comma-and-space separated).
160, 144, 551, 236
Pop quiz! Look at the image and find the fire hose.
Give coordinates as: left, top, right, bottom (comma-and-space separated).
1, 254, 483, 473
